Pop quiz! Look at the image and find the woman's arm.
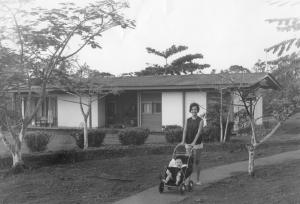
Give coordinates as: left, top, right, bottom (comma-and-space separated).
181, 120, 187, 144
192, 119, 204, 145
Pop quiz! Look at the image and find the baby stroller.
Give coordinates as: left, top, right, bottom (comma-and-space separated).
158, 144, 194, 194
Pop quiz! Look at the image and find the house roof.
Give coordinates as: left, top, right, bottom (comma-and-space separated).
92, 72, 281, 90
12, 72, 281, 92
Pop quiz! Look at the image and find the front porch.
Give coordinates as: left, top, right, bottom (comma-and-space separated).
104, 91, 138, 128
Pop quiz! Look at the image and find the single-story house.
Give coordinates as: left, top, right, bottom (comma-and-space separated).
16, 73, 281, 132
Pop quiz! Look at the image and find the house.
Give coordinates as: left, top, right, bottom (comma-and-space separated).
16, 73, 281, 132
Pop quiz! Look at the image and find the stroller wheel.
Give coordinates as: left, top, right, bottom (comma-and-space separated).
188, 180, 194, 192
159, 181, 164, 193
179, 183, 186, 195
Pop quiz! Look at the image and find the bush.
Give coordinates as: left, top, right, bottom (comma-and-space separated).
202, 122, 234, 142
202, 126, 219, 142
25, 131, 52, 152
118, 127, 150, 145
70, 129, 106, 149
164, 125, 183, 143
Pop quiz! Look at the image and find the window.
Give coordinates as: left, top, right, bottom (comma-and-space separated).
25, 96, 57, 127
153, 102, 161, 113
142, 103, 152, 114
142, 102, 161, 114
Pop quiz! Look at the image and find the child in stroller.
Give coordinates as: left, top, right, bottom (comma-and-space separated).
163, 156, 186, 185
159, 144, 194, 194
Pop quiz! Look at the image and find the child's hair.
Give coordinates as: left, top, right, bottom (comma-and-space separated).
189, 102, 200, 112
175, 156, 182, 161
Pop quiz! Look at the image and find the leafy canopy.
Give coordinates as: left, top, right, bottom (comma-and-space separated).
134, 45, 210, 76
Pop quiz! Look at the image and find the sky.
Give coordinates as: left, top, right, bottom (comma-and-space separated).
11, 0, 300, 75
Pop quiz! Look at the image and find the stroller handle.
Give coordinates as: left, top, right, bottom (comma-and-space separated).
172, 143, 193, 158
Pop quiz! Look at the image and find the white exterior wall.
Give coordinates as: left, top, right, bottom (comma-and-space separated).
185, 91, 207, 122
162, 92, 183, 127
254, 96, 263, 125
57, 95, 98, 127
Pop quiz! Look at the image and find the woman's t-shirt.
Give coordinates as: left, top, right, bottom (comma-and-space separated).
185, 116, 202, 145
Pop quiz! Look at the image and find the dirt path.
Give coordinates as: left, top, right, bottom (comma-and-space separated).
113, 149, 300, 204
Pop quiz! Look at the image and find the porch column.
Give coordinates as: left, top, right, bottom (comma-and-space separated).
137, 91, 141, 127
182, 91, 186, 126
21, 97, 24, 119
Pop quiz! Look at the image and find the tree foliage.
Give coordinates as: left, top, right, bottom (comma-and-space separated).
265, 1, 300, 56
221, 65, 251, 74
262, 54, 300, 114
135, 45, 210, 76
0, 0, 134, 168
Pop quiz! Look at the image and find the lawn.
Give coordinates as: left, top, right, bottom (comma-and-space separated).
0, 114, 299, 203
179, 159, 300, 204
0, 137, 300, 204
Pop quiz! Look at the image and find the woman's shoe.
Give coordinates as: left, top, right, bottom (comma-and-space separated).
195, 181, 202, 185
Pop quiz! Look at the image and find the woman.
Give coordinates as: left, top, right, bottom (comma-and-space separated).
181, 102, 204, 185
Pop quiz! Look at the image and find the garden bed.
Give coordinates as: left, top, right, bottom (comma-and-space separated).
0, 144, 175, 170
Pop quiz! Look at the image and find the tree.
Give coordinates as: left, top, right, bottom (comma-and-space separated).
0, 0, 134, 171
135, 45, 210, 76
59, 63, 119, 149
221, 65, 251, 74
219, 73, 297, 176
265, 1, 300, 56
218, 65, 251, 142
263, 0, 300, 114
262, 54, 300, 114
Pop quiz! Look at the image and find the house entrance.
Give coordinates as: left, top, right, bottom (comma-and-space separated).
105, 91, 137, 128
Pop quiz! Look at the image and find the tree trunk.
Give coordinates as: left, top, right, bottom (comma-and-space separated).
247, 144, 255, 176
12, 130, 26, 171
12, 151, 23, 167
83, 118, 88, 149
220, 89, 224, 142
223, 110, 230, 143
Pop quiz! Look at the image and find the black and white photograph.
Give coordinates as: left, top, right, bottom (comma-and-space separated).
0, 0, 299, 203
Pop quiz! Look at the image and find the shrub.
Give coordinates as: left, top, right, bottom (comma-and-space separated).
118, 127, 150, 145
202, 126, 219, 142
202, 122, 234, 142
70, 129, 106, 149
164, 125, 183, 143
25, 131, 52, 152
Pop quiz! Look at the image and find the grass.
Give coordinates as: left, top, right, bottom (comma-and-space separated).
0, 114, 299, 203
0, 138, 299, 204
179, 159, 300, 204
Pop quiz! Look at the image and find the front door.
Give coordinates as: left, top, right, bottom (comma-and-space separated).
141, 92, 162, 132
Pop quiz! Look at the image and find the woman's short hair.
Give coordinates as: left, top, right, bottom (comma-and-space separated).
189, 102, 200, 112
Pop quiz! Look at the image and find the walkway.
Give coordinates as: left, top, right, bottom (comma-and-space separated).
113, 149, 300, 204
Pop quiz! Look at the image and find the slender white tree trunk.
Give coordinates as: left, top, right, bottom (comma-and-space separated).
220, 89, 223, 142
12, 151, 23, 167
83, 117, 88, 149
0, 129, 25, 170
13, 129, 25, 167
247, 145, 255, 176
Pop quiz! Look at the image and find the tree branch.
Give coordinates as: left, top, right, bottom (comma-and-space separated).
255, 122, 281, 147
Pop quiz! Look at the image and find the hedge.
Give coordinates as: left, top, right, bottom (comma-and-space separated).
118, 127, 150, 145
